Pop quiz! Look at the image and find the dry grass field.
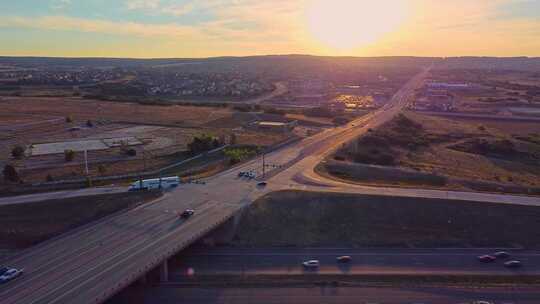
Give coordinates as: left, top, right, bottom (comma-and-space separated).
0, 96, 232, 126
0, 97, 290, 184
330, 112, 540, 192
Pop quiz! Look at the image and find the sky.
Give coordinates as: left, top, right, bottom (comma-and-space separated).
0, 0, 539, 58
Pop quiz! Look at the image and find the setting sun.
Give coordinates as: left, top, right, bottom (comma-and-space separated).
306, 0, 408, 50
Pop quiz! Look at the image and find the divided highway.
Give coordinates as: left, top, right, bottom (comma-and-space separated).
2, 68, 540, 304
172, 247, 540, 277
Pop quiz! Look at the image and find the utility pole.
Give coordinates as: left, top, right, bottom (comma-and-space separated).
139, 148, 145, 189
84, 150, 89, 175
84, 149, 92, 187
262, 150, 266, 178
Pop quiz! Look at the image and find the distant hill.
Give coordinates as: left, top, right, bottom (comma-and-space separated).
437, 57, 540, 71
0, 55, 437, 70
1, 55, 539, 71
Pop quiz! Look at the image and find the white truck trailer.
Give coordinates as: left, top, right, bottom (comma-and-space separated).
128, 176, 180, 191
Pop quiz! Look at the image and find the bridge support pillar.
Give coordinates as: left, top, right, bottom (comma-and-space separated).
159, 260, 169, 282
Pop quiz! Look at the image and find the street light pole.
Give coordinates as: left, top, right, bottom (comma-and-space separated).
262, 151, 266, 178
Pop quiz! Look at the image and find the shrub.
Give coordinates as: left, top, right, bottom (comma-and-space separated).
3, 164, 19, 182
11, 145, 26, 159
353, 149, 396, 166
126, 149, 137, 157
334, 155, 346, 161
98, 165, 107, 175
224, 147, 257, 165
188, 134, 221, 155
64, 149, 75, 162
333, 117, 350, 125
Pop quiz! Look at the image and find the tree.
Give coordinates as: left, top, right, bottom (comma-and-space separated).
188, 134, 221, 154
3, 164, 19, 182
64, 149, 75, 162
230, 133, 237, 145
11, 145, 26, 159
98, 165, 107, 175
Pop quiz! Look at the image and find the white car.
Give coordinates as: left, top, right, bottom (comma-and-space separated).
0, 268, 23, 284
302, 260, 320, 268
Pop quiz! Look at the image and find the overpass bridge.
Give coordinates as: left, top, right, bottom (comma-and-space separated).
4, 69, 540, 303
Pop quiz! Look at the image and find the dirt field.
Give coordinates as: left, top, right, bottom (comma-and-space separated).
0, 191, 161, 250
0, 96, 233, 126
0, 97, 290, 184
230, 190, 540, 248
330, 112, 540, 192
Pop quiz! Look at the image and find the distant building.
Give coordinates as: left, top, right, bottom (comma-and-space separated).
428, 82, 470, 89
253, 121, 298, 133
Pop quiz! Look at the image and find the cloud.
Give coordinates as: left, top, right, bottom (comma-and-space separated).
0, 15, 199, 39
125, 0, 161, 10
51, 0, 72, 10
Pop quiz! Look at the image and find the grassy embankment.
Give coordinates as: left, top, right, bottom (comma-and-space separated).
0, 191, 161, 250
324, 112, 540, 193
230, 190, 540, 248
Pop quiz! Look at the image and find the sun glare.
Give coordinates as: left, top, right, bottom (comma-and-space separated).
306, 0, 407, 51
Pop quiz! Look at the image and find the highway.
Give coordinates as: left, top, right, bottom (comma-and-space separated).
171, 247, 540, 277
112, 285, 540, 304
2, 68, 540, 304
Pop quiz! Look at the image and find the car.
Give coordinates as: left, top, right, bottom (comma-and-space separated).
180, 209, 195, 219
0, 267, 8, 276
494, 251, 510, 259
477, 255, 496, 263
504, 260, 522, 268
257, 182, 267, 187
336, 256, 352, 263
238, 172, 245, 177
302, 260, 320, 268
0, 268, 23, 284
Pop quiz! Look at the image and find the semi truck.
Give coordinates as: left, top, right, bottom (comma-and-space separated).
128, 176, 180, 191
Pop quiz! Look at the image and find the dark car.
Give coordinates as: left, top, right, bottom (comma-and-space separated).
494, 251, 510, 259
180, 209, 195, 219
257, 182, 268, 187
504, 260, 522, 268
336, 256, 352, 263
478, 255, 496, 263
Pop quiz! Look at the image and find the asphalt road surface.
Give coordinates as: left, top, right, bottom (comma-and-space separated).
3, 68, 540, 304
111, 285, 540, 304
171, 247, 540, 278
0, 186, 127, 206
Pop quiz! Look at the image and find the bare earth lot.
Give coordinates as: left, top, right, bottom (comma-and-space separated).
0, 97, 289, 184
